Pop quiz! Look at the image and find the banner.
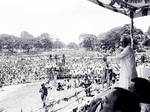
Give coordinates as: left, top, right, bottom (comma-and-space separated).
88, 0, 150, 18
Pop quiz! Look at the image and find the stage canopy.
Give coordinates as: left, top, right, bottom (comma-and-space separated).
88, 0, 150, 18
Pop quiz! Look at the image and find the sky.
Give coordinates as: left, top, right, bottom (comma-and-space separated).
0, 0, 150, 44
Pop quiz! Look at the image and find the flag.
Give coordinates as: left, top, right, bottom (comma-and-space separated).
88, 0, 150, 18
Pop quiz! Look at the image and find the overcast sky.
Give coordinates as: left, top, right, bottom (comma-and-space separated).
0, 0, 150, 44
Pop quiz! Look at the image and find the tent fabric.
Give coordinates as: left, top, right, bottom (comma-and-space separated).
88, 0, 150, 18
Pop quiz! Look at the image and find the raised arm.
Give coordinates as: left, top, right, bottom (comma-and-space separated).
116, 46, 130, 61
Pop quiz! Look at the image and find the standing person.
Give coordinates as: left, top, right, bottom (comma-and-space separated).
101, 56, 109, 89
62, 54, 66, 65
39, 83, 48, 107
84, 75, 92, 97
107, 69, 113, 87
137, 54, 150, 80
115, 37, 137, 90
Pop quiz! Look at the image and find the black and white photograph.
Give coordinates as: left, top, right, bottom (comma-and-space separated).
0, 0, 150, 112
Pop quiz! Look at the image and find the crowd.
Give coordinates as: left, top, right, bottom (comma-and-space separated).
0, 54, 51, 86
0, 47, 146, 88
0, 49, 117, 87
0, 44, 150, 112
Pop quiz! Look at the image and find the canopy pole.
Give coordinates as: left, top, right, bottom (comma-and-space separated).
131, 17, 134, 48
130, 9, 134, 48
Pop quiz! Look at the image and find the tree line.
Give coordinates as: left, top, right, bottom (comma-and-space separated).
79, 24, 147, 52
1, 24, 150, 54
0, 31, 79, 54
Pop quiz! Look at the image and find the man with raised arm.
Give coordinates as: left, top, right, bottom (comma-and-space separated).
115, 37, 137, 90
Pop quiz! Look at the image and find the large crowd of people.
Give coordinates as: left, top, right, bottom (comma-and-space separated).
0, 45, 150, 111
0, 49, 117, 87
0, 48, 149, 87
0, 54, 50, 86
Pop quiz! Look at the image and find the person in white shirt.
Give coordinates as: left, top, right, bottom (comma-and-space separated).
113, 37, 137, 90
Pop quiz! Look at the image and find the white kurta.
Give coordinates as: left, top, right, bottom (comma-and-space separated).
116, 46, 137, 90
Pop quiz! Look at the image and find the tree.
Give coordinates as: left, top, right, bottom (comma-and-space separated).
41, 38, 53, 51
34, 41, 43, 51
53, 39, 65, 49
40, 33, 53, 51
40, 33, 52, 39
0, 34, 15, 53
98, 24, 144, 51
79, 34, 97, 51
67, 42, 79, 49
21, 31, 34, 39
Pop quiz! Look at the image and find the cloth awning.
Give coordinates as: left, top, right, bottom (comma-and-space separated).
88, 0, 150, 18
